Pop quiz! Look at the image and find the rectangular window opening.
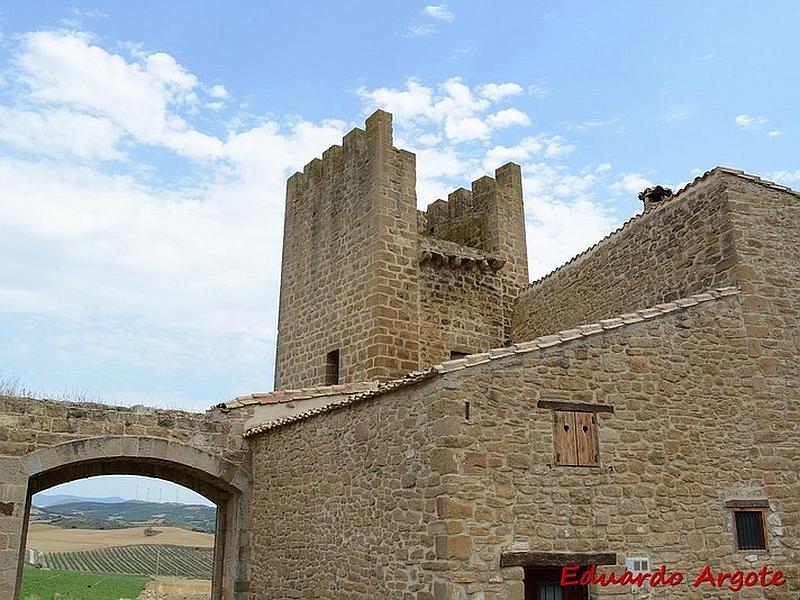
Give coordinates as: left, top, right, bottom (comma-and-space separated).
325, 349, 340, 385
450, 350, 469, 360
553, 410, 599, 467
734, 510, 766, 550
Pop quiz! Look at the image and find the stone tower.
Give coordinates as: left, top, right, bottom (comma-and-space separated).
274, 110, 528, 390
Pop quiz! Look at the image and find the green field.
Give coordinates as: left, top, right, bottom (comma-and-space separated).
39, 544, 213, 579
20, 568, 147, 600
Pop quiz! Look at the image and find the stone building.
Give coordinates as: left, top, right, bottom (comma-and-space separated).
251, 110, 800, 598
1, 110, 798, 599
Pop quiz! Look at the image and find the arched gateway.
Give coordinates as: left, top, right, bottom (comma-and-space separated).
0, 396, 252, 600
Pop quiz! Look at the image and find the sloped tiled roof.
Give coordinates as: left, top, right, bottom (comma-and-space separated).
243, 286, 740, 438
243, 369, 437, 437
521, 167, 798, 291
217, 381, 377, 412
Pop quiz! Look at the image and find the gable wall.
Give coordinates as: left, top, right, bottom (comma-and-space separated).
512, 176, 739, 341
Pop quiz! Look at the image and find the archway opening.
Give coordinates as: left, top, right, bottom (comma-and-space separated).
22, 474, 217, 599
11, 438, 249, 600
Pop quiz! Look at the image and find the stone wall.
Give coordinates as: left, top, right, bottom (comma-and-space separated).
248, 381, 446, 598
0, 396, 249, 462
274, 111, 529, 388
417, 259, 506, 364
273, 111, 421, 389
724, 172, 800, 388
425, 293, 798, 599
512, 172, 738, 341
248, 291, 799, 598
0, 397, 251, 600
417, 164, 529, 366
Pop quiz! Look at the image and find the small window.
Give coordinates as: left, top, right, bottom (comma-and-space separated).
324, 349, 340, 385
450, 350, 469, 360
625, 557, 650, 573
735, 511, 766, 550
553, 411, 598, 467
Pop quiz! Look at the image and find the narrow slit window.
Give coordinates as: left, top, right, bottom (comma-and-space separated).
325, 349, 340, 385
735, 511, 766, 550
450, 350, 469, 360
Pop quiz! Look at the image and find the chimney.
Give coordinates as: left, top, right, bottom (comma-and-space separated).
638, 185, 673, 212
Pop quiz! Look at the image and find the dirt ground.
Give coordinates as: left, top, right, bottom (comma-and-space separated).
137, 577, 212, 600
26, 523, 214, 552
137, 592, 209, 600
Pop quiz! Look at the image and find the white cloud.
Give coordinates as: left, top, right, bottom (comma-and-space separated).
768, 170, 800, 184
611, 172, 653, 195
0, 30, 352, 406
208, 84, 228, 99
521, 163, 620, 278
424, 4, 455, 21
401, 4, 455, 37
660, 103, 695, 124
0, 106, 122, 159
402, 22, 437, 38
479, 82, 524, 102
444, 116, 490, 141
358, 77, 533, 142
527, 82, 550, 98
14, 31, 221, 159
569, 117, 620, 132
483, 135, 574, 170
486, 108, 531, 129
734, 114, 768, 131
767, 130, 781, 138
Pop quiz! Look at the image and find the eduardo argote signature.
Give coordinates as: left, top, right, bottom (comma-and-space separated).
560, 564, 787, 592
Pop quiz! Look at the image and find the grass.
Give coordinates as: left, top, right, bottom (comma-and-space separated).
40, 544, 213, 579
20, 567, 147, 600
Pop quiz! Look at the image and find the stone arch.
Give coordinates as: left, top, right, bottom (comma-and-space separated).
12, 436, 250, 600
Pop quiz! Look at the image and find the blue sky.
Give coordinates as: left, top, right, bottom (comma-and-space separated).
0, 0, 798, 418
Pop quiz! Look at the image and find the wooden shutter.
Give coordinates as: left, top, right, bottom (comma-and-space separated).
553, 410, 599, 467
575, 412, 599, 467
554, 411, 578, 466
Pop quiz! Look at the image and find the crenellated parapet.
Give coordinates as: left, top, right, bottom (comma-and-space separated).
275, 110, 529, 388
286, 111, 395, 202
418, 162, 528, 285
275, 110, 420, 390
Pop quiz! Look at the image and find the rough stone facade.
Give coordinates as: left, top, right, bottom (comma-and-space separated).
0, 397, 253, 600
248, 290, 799, 599
511, 172, 739, 342
248, 122, 800, 599
1, 109, 798, 599
274, 111, 528, 390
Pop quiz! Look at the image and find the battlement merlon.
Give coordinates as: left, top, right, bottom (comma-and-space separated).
286, 110, 400, 191
419, 162, 528, 284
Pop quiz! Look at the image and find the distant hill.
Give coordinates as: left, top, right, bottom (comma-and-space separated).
31, 500, 216, 533
33, 493, 126, 507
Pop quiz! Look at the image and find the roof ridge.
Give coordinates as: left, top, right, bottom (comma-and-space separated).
433, 286, 739, 374
521, 166, 798, 292
243, 369, 436, 438
243, 286, 740, 437
217, 381, 377, 411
